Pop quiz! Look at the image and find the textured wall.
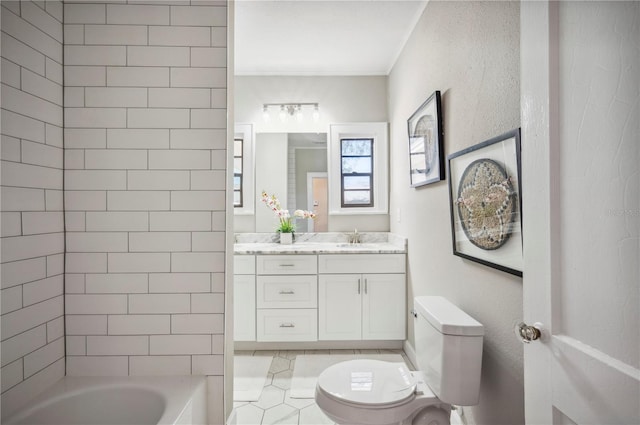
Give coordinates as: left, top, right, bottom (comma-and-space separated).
388, 2, 523, 424
62, 2, 228, 423
1, 1, 65, 419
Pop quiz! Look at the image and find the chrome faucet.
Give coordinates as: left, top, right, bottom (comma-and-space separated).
348, 229, 360, 244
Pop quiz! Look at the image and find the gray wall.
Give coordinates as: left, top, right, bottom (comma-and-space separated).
1, 1, 65, 419
388, 2, 523, 424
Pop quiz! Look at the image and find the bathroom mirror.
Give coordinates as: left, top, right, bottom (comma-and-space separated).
254, 132, 328, 233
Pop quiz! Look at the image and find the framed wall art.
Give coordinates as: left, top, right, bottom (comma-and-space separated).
407, 90, 444, 187
447, 128, 522, 276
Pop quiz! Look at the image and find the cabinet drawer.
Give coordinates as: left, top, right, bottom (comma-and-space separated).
234, 255, 255, 275
257, 255, 317, 275
318, 254, 406, 274
257, 309, 318, 342
257, 275, 317, 309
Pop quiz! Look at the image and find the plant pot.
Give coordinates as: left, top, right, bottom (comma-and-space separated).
280, 232, 293, 245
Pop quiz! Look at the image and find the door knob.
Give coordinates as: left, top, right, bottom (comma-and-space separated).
515, 322, 542, 344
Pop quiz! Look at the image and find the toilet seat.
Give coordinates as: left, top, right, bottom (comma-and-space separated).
316, 360, 417, 408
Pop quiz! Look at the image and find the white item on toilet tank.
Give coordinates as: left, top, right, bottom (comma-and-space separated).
414, 296, 484, 406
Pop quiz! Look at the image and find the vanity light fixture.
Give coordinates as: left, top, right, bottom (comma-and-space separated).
262, 103, 320, 123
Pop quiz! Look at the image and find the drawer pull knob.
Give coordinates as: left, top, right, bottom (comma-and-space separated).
279, 323, 295, 328
279, 264, 295, 267
279, 290, 295, 295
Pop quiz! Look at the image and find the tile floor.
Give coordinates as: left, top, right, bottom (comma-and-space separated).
231, 349, 412, 425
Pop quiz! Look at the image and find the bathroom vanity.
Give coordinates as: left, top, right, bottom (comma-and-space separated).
233, 233, 406, 348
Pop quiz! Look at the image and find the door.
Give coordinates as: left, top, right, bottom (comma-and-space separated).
318, 274, 362, 340
307, 172, 328, 232
234, 274, 256, 341
362, 274, 406, 340
521, 2, 639, 424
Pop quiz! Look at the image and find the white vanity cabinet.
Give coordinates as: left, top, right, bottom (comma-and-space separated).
318, 254, 406, 341
234, 255, 256, 341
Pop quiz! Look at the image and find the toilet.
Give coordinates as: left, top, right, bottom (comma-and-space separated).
315, 296, 484, 425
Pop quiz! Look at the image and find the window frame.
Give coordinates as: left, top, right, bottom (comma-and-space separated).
233, 124, 254, 215
340, 138, 374, 208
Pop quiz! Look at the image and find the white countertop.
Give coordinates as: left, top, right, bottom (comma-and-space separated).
234, 242, 406, 255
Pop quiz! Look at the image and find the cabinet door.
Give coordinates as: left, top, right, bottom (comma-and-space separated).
234, 274, 256, 341
318, 274, 362, 340
362, 274, 406, 340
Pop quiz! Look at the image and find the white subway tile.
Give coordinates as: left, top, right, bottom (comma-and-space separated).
64, 128, 106, 149
1, 1, 20, 14
21, 2, 63, 43
66, 336, 86, 355
170, 67, 226, 88
192, 232, 226, 252
66, 356, 128, 377
149, 273, 210, 293
85, 87, 147, 108
23, 275, 64, 306
85, 273, 148, 294
1, 286, 22, 314
148, 26, 210, 47
108, 315, 170, 335
170, 129, 226, 150
108, 253, 171, 273
21, 212, 63, 235
64, 46, 125, 66
172, 253, 224, 273
1, 187, 44, 212
1, 110, 45, 143
210, 150, 226, 170
23, 339, 64, 379
106, 4, 169, 25
65, 294, 126, 315
1, 257, 47, 289
64, 87, 84, 107
106, 67, 169, 88
190, 109, 226, 129
64, 274, 85, 294
0, 33, 46, 76
2, 84, 63, 127
129, 232, 191, 252
66, 232, 128, 253
64, 212, 86, 232
127, 46, 190, 67
64, 25, 84, 45
149, 150, 210, 170
2, 7, 62, 62
211, 88, 226, 108
64, 108, 126, 128
211, 211, 225, 231
45, 189, 64, 212
1, 213, 21, 237
65, 253, 107, 273
22, 68, 63, 105
127, 170, 190, 190
129, 356, 191, 376
149, 335, 211, 355
191, 47, 227, 68
84, 149, 148, 169
65, 170, 126, 190
191, 293, 224, 314
172, 314, 223, 334
65, 191, 106, 211
47, 253, 64, 277
1, 233, 64, 263
150, 212, 211, 231
1, 359, 24, 392
64, 3, 106, 24
46, 58, 64, 86
85, 25, 147, 45
1, 135, 21, 162
1, 161, 62, 190
190, 170, 226, 191
0, 326, 46, 367
45, 1, 63, 22
106, 129, 169, 150
64, 66, 105, 87
148, 88, 210, 108
66, 314, 107, 335
192, 354, 224, 375
211, 273, 224, 293
129, 294, 190, 314
86, 212, 148, 231
211, 27, 226, 47
170, 6, 226, 26
46, 316, 65, 343
45, 124, 63, 148
171, 191, 223, 211
1, 58, 21, 89
1, 297, 63, 340
107, 191, 169, 211
127, 109, 190, 129
87, 336, 148, 355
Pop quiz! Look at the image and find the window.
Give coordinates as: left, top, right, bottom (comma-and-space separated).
233, 137, 243, 207
234, 124, 254, 215
341, 138, 373, 207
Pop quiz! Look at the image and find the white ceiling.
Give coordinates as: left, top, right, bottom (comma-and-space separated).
234, 0, 428, 76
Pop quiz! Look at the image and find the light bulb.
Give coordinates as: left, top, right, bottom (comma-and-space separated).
279, 105, 287, 122
262, 105, 270, 122
296, 105, 304, 122
312, 105, 320, 122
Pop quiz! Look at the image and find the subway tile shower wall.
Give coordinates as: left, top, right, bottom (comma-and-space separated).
2, 1, 228, 423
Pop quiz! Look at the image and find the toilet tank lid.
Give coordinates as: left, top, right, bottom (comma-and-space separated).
415, 296, 484, 336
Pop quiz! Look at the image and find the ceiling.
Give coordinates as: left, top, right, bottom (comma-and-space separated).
234, 0, 428, 76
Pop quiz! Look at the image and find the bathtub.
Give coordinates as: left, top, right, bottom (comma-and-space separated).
5, 376, 207, 425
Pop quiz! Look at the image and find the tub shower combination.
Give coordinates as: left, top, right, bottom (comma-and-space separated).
5, 376, 207, 425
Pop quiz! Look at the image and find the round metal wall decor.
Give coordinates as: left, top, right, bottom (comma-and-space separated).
456, 158, 517, 250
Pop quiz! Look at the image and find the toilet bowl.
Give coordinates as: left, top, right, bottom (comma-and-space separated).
315, 296, 484, 425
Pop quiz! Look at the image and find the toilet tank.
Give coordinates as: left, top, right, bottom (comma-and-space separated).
414, 296, 484, 406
